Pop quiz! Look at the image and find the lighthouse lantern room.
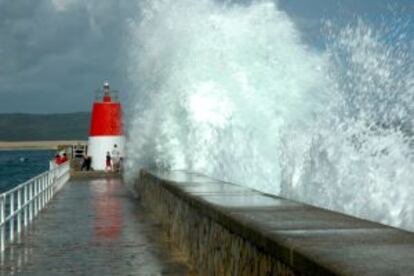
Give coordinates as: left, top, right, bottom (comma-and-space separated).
88, 81, 125, 171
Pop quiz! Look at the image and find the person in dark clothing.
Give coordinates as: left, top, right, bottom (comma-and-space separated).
81, 155, 87, 171
86, 156, 93, 171
81, 155, 93, 171
61, 153, 69, 163
105, 152, 112, 172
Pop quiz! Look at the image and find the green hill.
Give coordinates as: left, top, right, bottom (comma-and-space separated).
0, 113, 90, 141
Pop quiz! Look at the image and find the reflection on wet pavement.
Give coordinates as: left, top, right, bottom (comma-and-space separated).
0, 178, 190, 275
92, 180, 122, 240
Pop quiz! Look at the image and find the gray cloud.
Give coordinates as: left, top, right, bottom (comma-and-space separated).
0, 0, 412, 113
0, 0, 138, 113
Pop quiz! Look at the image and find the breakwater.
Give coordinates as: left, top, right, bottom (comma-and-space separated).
135, 169, 414, 275
0, 141, 86, 151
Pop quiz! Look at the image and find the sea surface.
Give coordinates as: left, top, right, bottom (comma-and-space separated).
0, 150, 54, 193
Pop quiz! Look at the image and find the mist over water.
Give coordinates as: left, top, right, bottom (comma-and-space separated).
125, 0, 414, 231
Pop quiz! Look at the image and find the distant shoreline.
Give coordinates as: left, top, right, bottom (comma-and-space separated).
0, 141, 87, 151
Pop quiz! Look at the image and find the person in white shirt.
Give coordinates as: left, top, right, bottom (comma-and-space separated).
111, 144, 121, 172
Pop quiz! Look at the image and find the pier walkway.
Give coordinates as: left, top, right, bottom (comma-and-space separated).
0, 177, 190, 275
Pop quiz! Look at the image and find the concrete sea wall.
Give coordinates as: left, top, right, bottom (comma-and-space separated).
135, 170, 414, 275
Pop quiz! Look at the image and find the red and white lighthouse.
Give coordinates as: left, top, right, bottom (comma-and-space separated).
88, 81, 125, 170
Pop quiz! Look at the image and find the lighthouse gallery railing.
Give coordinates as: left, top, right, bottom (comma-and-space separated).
0, 161, 70, 252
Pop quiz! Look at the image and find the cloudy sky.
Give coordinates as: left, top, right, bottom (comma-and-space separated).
0, 0, 412, 113
0, 0, 138, 113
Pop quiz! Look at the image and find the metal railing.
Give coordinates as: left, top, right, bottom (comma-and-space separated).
0, 161, 70, 252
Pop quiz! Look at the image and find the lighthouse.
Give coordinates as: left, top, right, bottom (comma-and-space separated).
88, 81, 125, 171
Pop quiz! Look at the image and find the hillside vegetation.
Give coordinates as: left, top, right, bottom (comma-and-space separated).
0, 113, 90, 141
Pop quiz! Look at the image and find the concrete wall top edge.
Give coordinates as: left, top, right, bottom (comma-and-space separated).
138, 169, 414, 275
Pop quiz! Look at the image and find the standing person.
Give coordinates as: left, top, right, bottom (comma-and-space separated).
119, 157, 124, 172
61, 153, 69, 163
81, 155, 93, 171
81, 155, 88, 171
54, 153, 62, 165
111, 144, 121, 172
105, 152, 112, 172
86, 156, 93, 171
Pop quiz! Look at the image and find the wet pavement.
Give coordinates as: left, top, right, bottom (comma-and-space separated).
0, 177, 190, 276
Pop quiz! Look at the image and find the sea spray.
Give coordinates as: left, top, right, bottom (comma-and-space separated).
280, 19, 414, 230
125, 0, 329, 192
125, 0, 414, 231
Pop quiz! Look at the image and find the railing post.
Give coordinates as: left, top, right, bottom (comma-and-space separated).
29, 182, 33, 223
48, 173, 51, 202
24, 186, 28, 227
35, 179, 38, 215
52, 171, 56, 198
35, 180, 37, 214
38, 179, 41, 213
35, 180, 39, 216
54, 168, 58, 193
33, 181, 36, 218
45, 176, 48, 205
40, 177, 43, 209
40, 177, 44, 209
43, 176, 47, 207
46, 173, 49, 203
0, 196, 5, 252
9, 193, 14, 242
17, 188, 22, 235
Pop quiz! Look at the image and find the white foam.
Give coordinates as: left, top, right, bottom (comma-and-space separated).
125, 0, 414, 231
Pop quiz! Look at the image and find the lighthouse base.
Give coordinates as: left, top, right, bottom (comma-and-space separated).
88, 136, 125, 171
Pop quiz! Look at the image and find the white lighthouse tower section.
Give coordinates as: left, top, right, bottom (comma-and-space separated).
88, 136, 125, 171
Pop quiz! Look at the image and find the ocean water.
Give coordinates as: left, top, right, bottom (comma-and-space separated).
0, 150, 54, 193
125, 0, 413, 231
